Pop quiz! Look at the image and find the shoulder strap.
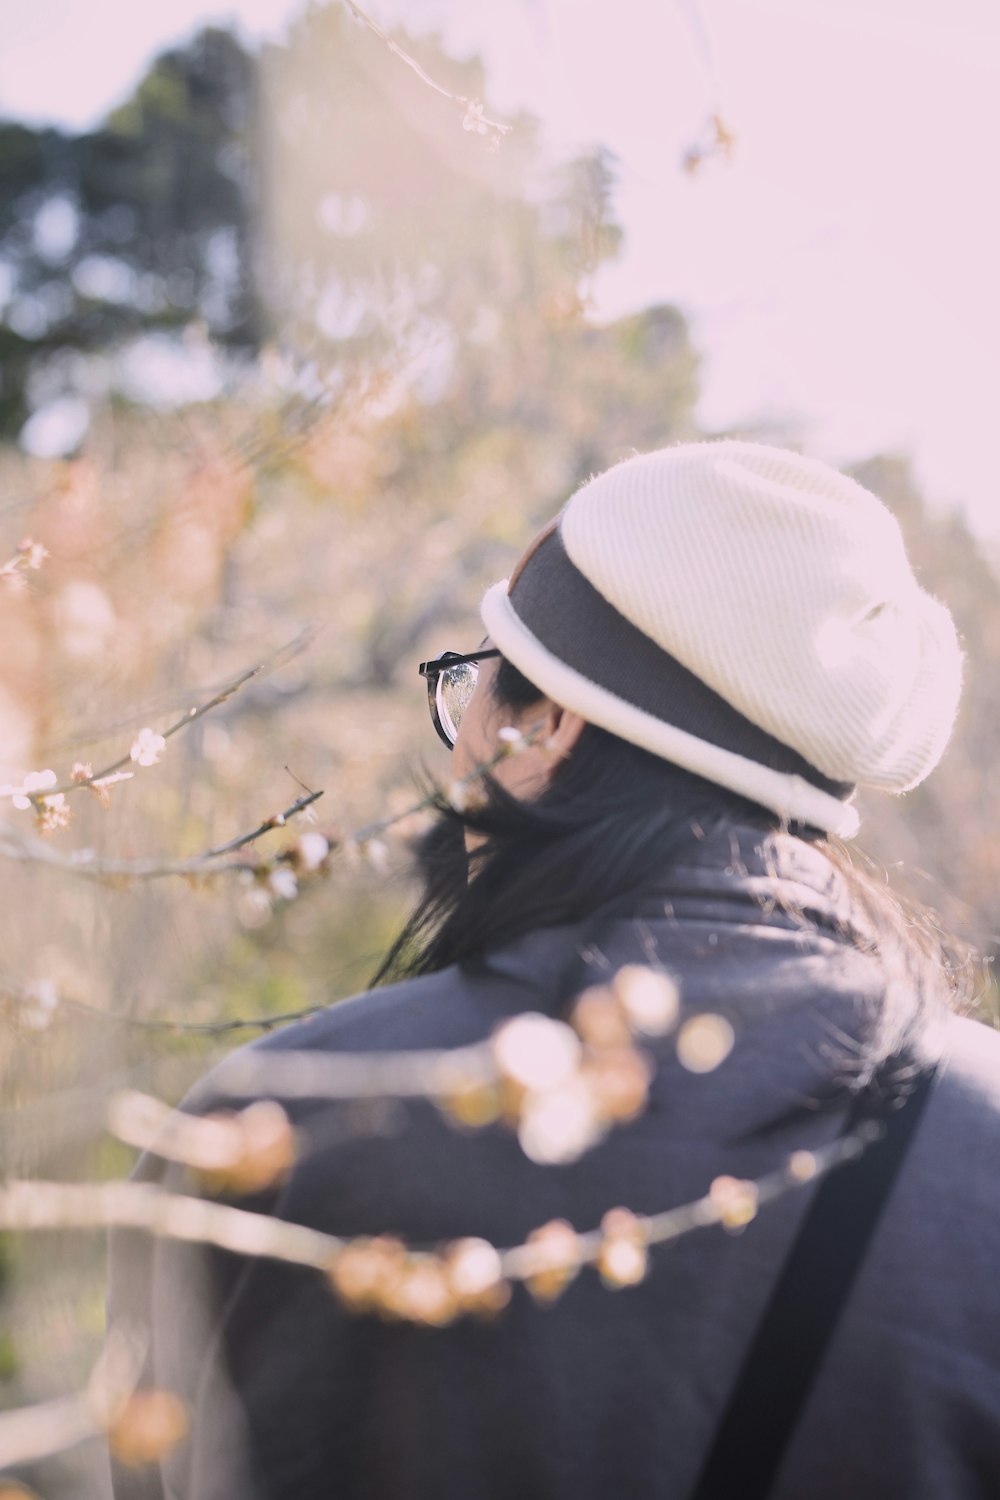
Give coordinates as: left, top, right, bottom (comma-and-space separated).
690, 1059, 938, 1500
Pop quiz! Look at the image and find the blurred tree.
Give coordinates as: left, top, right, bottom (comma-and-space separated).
0, 28, 260, 437
258, 6, 632, 396
0, 10, 638, 448
77, 27, 261, 343
850, 455, 1000, 961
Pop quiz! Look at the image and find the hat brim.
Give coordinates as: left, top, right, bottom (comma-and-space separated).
481, 580, 861, 840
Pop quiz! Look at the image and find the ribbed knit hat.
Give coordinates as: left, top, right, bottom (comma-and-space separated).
481, 441, 963, 838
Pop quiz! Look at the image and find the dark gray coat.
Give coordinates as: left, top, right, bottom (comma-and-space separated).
109, 828, 1000, 1500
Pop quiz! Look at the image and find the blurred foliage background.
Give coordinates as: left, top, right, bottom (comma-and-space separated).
0, 6, 996, 1496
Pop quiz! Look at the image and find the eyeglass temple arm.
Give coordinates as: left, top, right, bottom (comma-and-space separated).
418, 648, 500, 678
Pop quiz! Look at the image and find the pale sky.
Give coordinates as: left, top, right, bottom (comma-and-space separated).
2, 0, 998, 539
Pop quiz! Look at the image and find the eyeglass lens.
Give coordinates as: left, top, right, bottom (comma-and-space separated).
436, 660, 478, 744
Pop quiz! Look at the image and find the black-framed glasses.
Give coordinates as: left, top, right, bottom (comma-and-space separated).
418, 648, 500, 749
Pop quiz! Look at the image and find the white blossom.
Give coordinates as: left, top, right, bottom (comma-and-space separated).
18, 538, 48, 570
492, 1014, 581, 1092
21, 979, 59, 1031
462, 100, 488, 135
296, 832, 330, 872
267, 866, 298, 902
497, 726, 527, 754
362, 838, 389, 873
130, 728, 166, 767
237, 886, 273, 929
613, 965, 681, 1036
447, 780, 484, 814
11, 769, 58, 809
447, 780, 472, 813
518, 1078, 602, 1165
37, 792, 71, 834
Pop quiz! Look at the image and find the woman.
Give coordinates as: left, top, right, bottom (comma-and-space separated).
110, 441, 1000, 1500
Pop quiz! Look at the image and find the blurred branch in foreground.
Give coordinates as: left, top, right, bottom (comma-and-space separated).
103, 973, 714, 1171
0, 1328, 184, 1475
0, 1125, 876, 1326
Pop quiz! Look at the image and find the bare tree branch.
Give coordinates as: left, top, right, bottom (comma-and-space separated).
0, 789, 323, 881
1, 630, 318, 808
41, 629, 318, 759
0, 722, 542, 883
50, 660, 265, 797
342, 0, 512, 144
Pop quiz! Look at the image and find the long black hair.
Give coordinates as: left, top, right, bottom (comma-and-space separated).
376, 656, 791, 978
374, 656, 968, 1072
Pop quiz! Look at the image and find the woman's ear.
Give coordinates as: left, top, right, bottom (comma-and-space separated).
543, 705, 587, 761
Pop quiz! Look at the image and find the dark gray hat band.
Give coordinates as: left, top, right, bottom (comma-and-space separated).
508, 529, 855, 801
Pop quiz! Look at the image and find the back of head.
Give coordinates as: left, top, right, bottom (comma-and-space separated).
380, 442, 964, 1022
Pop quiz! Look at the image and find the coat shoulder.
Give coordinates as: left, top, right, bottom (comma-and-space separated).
927, 1010, 1000, 1170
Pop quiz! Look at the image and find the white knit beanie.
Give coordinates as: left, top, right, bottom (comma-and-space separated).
481, 441, 963, 838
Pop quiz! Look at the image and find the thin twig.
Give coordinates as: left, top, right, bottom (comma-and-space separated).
0, 722, 541, 884
72, 994, 332, 1036
1, 944, 380, 1039
0, 788, 323, 881
0, 658, 266, 808
103, 1003, 327, 1036
49, 661, 265, 798
7, 628, 317, 805
342, 0, 512, 141
40, 628, 318, 761
198, 789, 324, 862
672, 0, 737, 172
